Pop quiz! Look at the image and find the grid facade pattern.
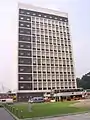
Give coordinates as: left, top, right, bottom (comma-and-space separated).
18, 6, 77, 93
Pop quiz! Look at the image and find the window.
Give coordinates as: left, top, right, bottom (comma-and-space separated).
33, 13, 36, 15
20, 17, 23, 20
26, 12, 30, 15
19, 66, 32, 73
55, 17, 57, 20
19, 28, 31, 35
40, 18, 43, 21
38, 74, 41, 79
38, 59, 41, 65
37, 44, 40, 49
19, 22, 31, 28
72, 79, 75, 81
39, 14, 41, 16
19, 74, 32, 81
19, 42, 31, 49
49, 16, 52, 18
19, 9, 25, 14
19, 15, 31, 22
33, 57, 37, 65
19, 83, 32, 90
44, 19, 47, 22
20, 68, 24, 72
20, 52, 23, 55
19, 35, 31, 42
44, 15, 47, 17
20, 86, 24, 89
19, 58, 32, 65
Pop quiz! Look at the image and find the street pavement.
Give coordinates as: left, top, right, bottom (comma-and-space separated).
42, 113, 90, 120
0, 108, 14, 120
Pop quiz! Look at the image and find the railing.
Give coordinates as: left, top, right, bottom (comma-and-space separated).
55, 92, 83, 97
3, 103, 24, 119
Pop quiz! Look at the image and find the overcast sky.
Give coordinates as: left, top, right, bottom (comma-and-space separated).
0, 0, 90, 90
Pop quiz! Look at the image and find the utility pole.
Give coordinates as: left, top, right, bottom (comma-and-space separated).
28, 96, 32, 112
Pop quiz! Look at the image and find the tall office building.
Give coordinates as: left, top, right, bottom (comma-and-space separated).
17, 3, 77, 101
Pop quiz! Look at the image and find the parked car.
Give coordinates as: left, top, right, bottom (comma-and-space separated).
0, 98, 13, 104
44, 97, 51, 102
30, 97, 44, 103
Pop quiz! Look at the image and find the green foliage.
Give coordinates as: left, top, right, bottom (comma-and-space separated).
11, 102, 88, 119
76, 72, 90, 89
0, 104, 3, 107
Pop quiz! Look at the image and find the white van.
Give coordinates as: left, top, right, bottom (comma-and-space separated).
0, 98, 13, 104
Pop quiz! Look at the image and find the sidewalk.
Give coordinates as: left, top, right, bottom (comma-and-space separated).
0, 108, 15, 120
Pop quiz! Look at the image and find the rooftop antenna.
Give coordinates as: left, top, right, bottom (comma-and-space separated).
2, 84, 4, 93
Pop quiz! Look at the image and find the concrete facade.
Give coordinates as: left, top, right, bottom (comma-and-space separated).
17, 3, 77, 101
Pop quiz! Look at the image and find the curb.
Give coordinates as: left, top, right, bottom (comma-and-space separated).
4, 107, 20, 120
21, 111, 90, 120
40, 111, 89, 120
38, 111, 89, 120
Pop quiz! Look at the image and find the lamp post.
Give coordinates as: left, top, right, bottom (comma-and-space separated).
28, 96, 32, 112
50, 89, 54, 100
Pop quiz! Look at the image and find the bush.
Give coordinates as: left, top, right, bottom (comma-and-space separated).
0, 104, 3, 107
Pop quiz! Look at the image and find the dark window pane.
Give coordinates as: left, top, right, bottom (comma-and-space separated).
18, 66, 32, 73
19, 35, 31, 42
19, 21, 31, 28
19, 83, 32, 90
19, 42, 31, 49
19, 28, 31, 35
19, 50, 31, 57
18, 74, 32, 81
19, 15, 31, 22
18, 58, 32, 65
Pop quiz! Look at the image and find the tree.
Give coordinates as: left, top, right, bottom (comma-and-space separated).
76, 78, 81, 88
76, 72, 90, 89
7, 90, 12, 94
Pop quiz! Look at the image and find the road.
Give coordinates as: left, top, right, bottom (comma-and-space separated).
0, 108, 14, 120
42, 113, 90, 120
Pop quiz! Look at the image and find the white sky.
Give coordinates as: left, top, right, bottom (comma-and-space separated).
0, 0, 90, 91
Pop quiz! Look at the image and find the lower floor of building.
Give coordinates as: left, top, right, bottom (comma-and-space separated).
17, 91, 85, 102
